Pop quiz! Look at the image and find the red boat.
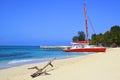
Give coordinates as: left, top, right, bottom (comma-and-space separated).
63, 4, 106, 52
63, 41, 106, 52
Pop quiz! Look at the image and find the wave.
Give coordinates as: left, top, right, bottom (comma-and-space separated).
0, 52, 31, 58
8, 59, 35, 64
7, 58, 52, 65
0, 58, 50, 70
7, 56, 78, 64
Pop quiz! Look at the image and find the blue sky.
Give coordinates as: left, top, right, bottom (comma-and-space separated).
0, 0, 120, 46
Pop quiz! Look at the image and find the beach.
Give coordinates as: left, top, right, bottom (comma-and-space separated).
0, 48, 120, 80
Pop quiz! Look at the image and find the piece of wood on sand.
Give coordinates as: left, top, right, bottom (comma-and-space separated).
28, 58, 56, 78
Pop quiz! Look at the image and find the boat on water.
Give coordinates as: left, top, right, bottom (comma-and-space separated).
63, 4, 106, 52
63, 41, 106, 52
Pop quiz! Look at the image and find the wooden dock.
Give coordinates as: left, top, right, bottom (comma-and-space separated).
40, 46, 68, 50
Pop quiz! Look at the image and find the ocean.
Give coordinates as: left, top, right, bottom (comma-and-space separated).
0, 46, 92, 69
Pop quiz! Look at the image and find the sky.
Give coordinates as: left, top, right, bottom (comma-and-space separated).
0, 0, 120, 46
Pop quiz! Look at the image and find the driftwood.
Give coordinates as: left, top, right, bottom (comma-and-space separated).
28, 58, 55, 78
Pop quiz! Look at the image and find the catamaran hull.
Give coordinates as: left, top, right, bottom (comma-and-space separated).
63, 47, 106, 52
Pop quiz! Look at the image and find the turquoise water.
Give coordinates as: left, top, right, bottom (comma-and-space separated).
0, 46, 92, 69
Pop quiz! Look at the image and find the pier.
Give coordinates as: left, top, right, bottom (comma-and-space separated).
40, 46, 68, 50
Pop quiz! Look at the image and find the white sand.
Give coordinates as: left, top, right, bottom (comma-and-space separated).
0, 48, 120, 80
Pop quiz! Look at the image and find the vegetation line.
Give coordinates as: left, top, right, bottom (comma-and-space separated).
72, 25, 120, 47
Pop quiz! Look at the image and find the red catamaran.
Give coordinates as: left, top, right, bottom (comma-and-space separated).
63, 4, 106, 52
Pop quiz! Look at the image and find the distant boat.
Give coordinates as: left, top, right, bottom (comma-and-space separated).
63, 4, 106, 52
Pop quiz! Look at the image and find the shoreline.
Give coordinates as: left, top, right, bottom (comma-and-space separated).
0, 51, 92, 70
0, 48, 120, 80
0, 55, 83, 70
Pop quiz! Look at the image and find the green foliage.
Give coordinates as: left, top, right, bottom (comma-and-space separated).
103, 31, 112, 46
91, 25, 120, 47
72, 31, 85, 42
72, 36, 78, 42
110, 25, 120, 46
78, 31, 85, 41
73, 25, 120, 47
91, 34, 97, 45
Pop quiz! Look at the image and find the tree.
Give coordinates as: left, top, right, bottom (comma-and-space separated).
73, 25, 120, 47
72, 36, 78, 42
110, 25, 120, 46
78, 31, 85, 41
91, 25, 120, 47
72, 31, 85, 42
91, 33, 102, 45
91, 34, 97, 45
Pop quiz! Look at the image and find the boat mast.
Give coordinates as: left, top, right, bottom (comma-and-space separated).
84, 3, 89, 43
